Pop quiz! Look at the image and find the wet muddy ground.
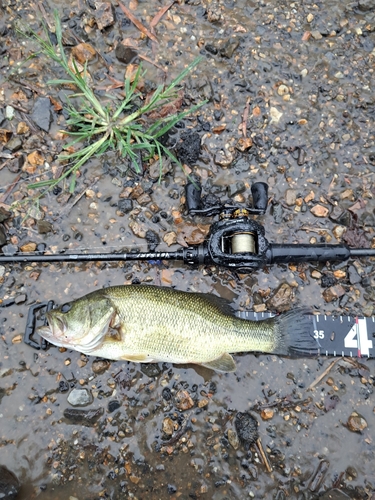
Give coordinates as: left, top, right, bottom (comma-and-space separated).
0, 0, 375, 498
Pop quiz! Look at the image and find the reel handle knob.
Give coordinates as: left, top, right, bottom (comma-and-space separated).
251, 182, 268, 214
185, 177, 202, 212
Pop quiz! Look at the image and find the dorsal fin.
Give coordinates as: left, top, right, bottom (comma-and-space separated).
195, 293, 234, 316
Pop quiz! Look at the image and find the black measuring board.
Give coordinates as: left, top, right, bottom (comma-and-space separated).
236, 311, 375, 359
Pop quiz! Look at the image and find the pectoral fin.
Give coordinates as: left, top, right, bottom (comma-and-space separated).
200, 353, 236, 373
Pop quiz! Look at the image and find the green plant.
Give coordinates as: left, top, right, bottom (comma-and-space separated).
20, 12, 205, 194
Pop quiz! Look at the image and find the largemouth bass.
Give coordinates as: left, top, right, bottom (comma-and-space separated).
37, 285, 318, 372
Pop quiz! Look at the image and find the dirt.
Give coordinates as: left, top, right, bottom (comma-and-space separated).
0, 0, 375, 499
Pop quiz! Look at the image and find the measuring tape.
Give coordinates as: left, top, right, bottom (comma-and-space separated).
23, 302, 375, 358
236, 311, 375, 358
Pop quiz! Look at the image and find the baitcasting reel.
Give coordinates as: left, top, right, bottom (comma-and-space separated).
183, 178, 375, 272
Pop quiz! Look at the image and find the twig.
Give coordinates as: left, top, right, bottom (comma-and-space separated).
138, 53, 166, 72
0, 173, 22, 203
0, 159, 11, 172
10, 103, 29, 114
163, 420, 191, 446
241, 97, 250, 138
150, 1, 176, 29
255, 437, 272, 473
58, 176, 99, 218
118, 0, 158, 43
307, 358, 341, 391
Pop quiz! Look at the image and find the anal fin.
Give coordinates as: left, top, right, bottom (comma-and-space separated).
200, 353, 236, 373
120, 353, 152, 362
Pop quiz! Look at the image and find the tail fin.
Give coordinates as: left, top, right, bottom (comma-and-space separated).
273, 309, 320, 357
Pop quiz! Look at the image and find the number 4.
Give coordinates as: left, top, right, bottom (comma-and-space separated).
344, 319, 373, 356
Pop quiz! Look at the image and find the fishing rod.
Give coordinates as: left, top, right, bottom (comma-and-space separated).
1, 179, 374, 272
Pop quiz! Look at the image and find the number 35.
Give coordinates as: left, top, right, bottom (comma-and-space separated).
314, 330, 324, 339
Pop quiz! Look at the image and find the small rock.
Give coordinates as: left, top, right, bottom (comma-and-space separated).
348, 266, 361, 285
332, 225, 346, 240
214, 149, 233, 166
261, 408, 274, 420
333, 270, 346, 279
175, 132, 201, 166
311, 30, 323, 40
0, 207, 11, 223
346, 412, 367, 433
67, 388, 93, 407
285, 189, 297, 206
37, 220, 53, 234
310, 204, 329, 217
227, 429, 240, 450
232, 134, 250, 152
269, 106, 283, 124
108, 400, 121, 413
277, 84, 289, 96
304, 190, 315, 203
16, 122, 29, 134
129, 220, 146, 238
5, 106, 15, 120
14, 294, 27, 305
71, 43, 96, 64
0, 128, 12, 143
322, 285, 346, 302
206, 3, 222, 22
31, 97, 52, 132
235, 412, 259, 449
95, 1, 115, 30
20, 242, 37, 253
163, 232, 177, 246
0, 465, 20, 500
63, 407, 104, 425
253, 303, 266, 313
321, 274, 336, 288
162, 417, 175, 436
0, 225, 6, 246
266, 283, 293, 312
5, 136, 22, 152
137, 193, 152, 206
174, 390, 194, 411
141, 364, 161, 377
117, 199, 133, 214
307, 13, 314, 22
92, 359, 110, 374
205, 43, 218, 55
145, 230, 160, 252
115, 43, 138, 64
220, 39, 239, 58
311, 270, 322, 279
1, 244, 18, 256
149, 158, 173, 179
358, 0, 373, 11
227, 181, 245, 198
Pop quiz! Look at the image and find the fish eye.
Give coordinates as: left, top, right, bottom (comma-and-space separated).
61, 303, 72, 313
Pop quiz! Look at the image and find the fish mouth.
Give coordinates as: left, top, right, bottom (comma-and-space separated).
36, 325, 71, 348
